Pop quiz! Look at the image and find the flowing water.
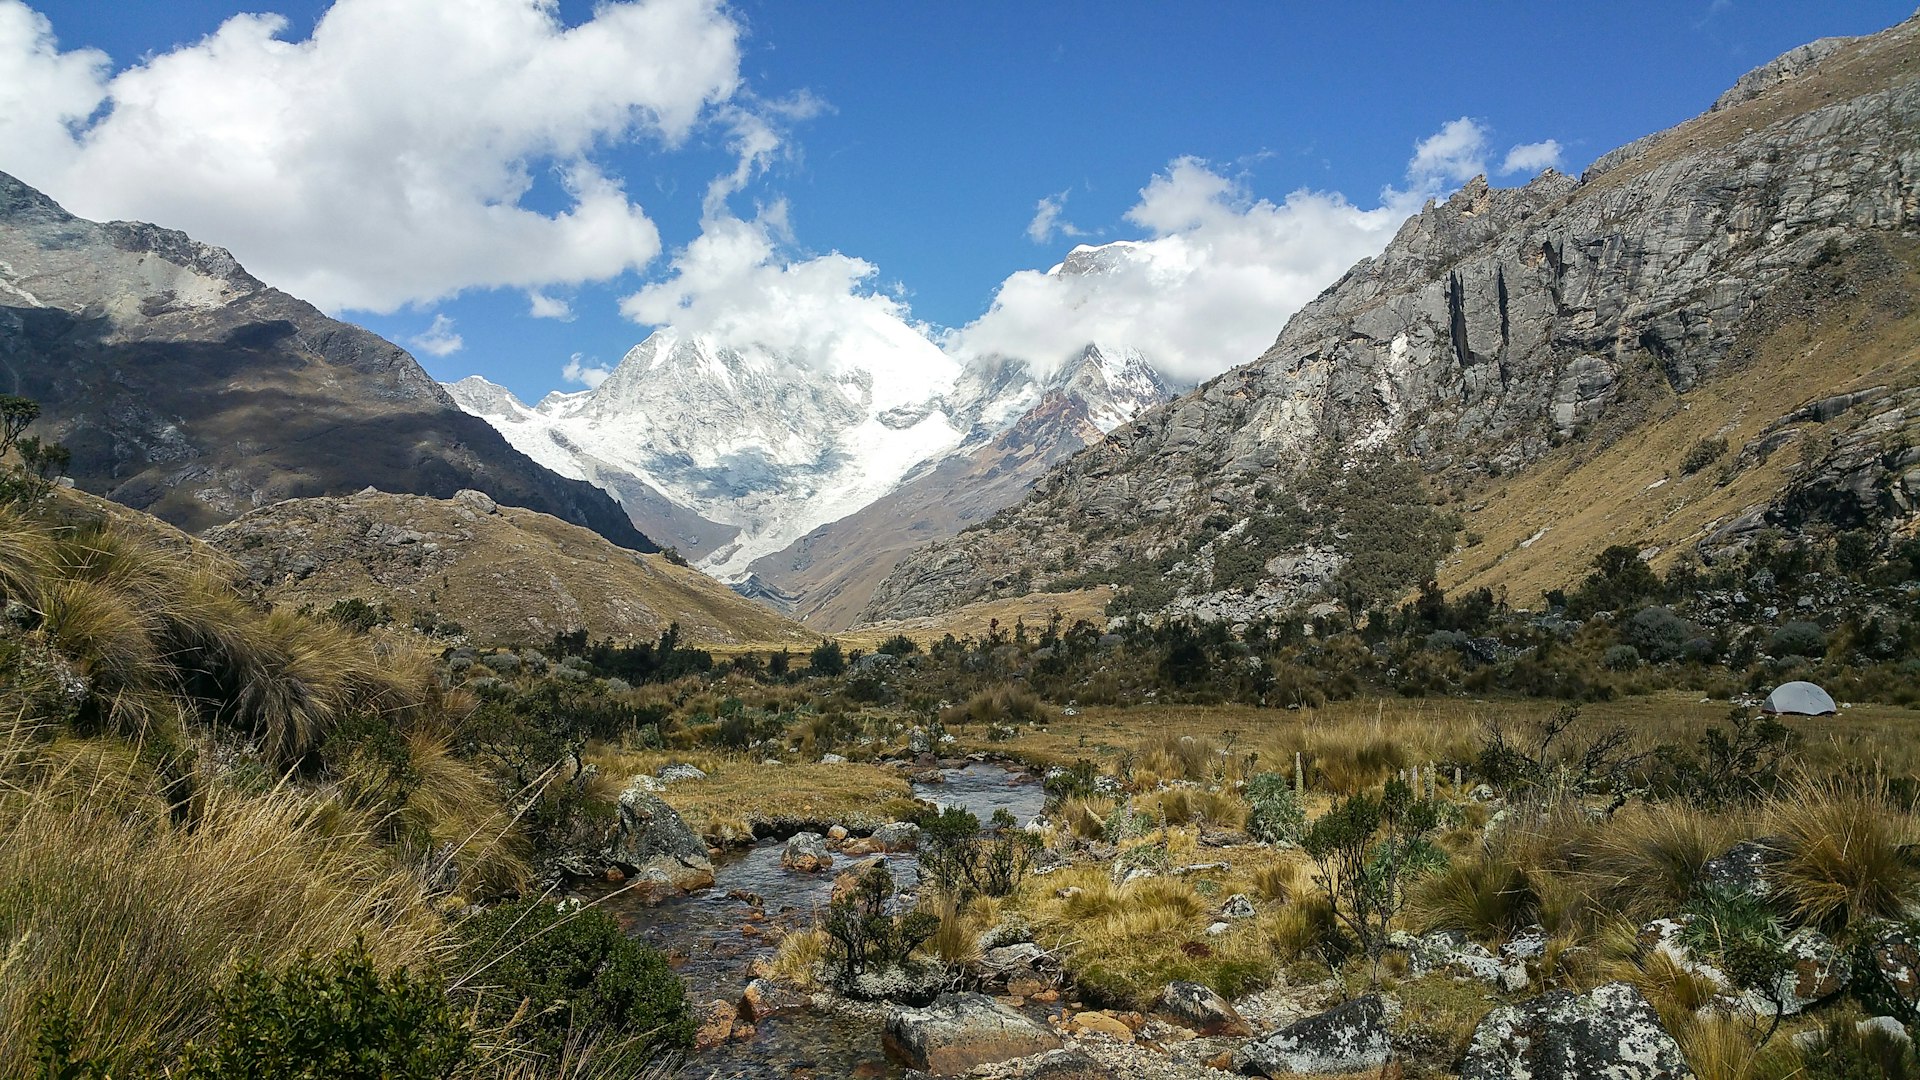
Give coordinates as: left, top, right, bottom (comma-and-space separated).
594, 762, 1049, 1079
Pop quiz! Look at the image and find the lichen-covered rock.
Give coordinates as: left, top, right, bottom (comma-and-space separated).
782, 831, 833, 872
1696, 838, 1784, 899
873, 821, 922, 851
883, 992, 1062, 1074
655, 762, 708, 783
1770, 927, 1851, 1015
1231, 993, 1391, 1077
1867, 923, 1920, 1017
606, 785, 713, 898
738, 978, 805, 1022
1221, 893, 1258, 920
1160, 981, 1249, 1036
1461, 982, 1689, 1080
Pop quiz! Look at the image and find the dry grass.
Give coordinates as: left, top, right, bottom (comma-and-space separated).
0, 721, 440, 1069
1767, 778, 1920, 929
584, 747, 916, 844
1577, 802, 1752, 922
1409, 852, 1539, 942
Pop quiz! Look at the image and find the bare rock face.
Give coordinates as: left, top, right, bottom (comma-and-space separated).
865, 16, 1920, 625
882, 993, 1062, 1075
0, 171, 650, 551
1461, 982, 1689, 1080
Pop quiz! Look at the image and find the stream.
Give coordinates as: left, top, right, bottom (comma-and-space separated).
595, 761, 1050, 1079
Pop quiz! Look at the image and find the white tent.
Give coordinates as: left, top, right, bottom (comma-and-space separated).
1761, 681, 1837, 716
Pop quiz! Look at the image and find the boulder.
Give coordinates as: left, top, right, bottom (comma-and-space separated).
975, 942, 1062, 992
1766, 927, 1850, 1015
782, 832, 833, 872
1461, 982, 1689, 1080
883, 992, 1062, 1074
1160, 981, 1249, 1036
1696, 838, 1783, 899
1068, 1010, 1133, 1042
1231, 993, 1391, 1076
1866, 923, 1920, 1016
739, 978, 806, 1022
607, 786, 714, 898
873, 821, 922, 851
655, 762, 708, 783
832, 857, 886, 901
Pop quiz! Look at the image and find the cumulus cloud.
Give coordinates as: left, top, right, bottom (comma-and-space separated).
949, 157, 1415, 384
407, 313, 464, 357
619, 207, 956, 409
0, 0, 748, 313
527, 291, 574, 320
562, 352, 613, 388
1025, 190, 1087, 244
1408, 117, 1491, 187
1500, 139, 1564, 176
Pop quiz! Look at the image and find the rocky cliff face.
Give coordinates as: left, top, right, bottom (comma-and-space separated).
865, 17, 1920, 625
0, 172, 653, 550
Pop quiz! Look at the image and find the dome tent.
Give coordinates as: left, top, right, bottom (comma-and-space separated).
1761, 681, 1837, 716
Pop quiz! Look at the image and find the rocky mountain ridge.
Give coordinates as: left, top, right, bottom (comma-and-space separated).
448, 337, 1171, 590
0, 171, 651, 550
864, 16, 1920, 625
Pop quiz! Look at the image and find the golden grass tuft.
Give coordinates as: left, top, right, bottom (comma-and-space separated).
1409, 851, 1539, 942
0, 730, 439, 1069
1578, 802, 1750, 922
1767, 779, 1920, 929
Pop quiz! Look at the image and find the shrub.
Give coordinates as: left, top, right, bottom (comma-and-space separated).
1767, 621, 1828, 658
1301, 779, 1442, 982
914, 806, 1039, 899
1621, 606, 1696, 663
1603, 644, 1642, 671
1244, 772, 1305, 843
822, 863, 939, 988
1681, 437, 1728, 476
808, 640, 845, 677
176, 943, 469, 1080
876, 634, 920, 657
451, 899, 692, 1066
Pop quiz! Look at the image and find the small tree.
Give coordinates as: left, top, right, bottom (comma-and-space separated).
915, 806, 1038, 899
822, 863, 939, 988
1301, 779, 1442, 984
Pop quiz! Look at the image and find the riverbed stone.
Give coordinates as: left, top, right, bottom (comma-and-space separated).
883, 992, 1062, 1074
1461, 981, 1688, 1080
739, 978, 806, 1022
1160, 980, 1249, 1036
873, 821, 922, 851
607, 785, 714, 898
782, 831, 833, 872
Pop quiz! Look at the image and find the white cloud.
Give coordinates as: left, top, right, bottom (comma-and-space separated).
1500, 139, 1564, 176
408, 313, 463, 357
0, 0, 748, 313
618, 207, 957, 409
1408, 117, 1491, 187
950, 157, 1416, 384
562, 352, 612, 388
527, 290, 574, 320
1025, 190, 1086, 244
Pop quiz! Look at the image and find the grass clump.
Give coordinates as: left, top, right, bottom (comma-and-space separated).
1768, 780, 1920, 929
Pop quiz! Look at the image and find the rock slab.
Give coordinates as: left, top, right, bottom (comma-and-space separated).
1232, 993, 1391, 1076
884, 992, 1063, 1075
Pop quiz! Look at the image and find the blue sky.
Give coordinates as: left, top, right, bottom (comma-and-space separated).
6, 1, 1914, 400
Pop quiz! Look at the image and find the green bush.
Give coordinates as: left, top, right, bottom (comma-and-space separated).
178, 942, 470, 1080
1680, 437, 1728, 476
1621, 606, 1696, 662
809, 639, 846, 677
1768, 621, 1828, 658
1602, 644, 1642, 671
452, 899, 691, 1067
1244, 772, 1305, 843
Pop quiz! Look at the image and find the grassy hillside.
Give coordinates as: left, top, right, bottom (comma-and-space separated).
206, 487, 810, 648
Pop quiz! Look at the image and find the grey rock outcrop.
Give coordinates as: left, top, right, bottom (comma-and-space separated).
883, 992, 1062, 1075
607, 786, 714, 899
865, 17, 1920, 625
1160, 980, 1248, 1036
1461, 982, 1689, 1080
1231, 993, 1392, 1076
